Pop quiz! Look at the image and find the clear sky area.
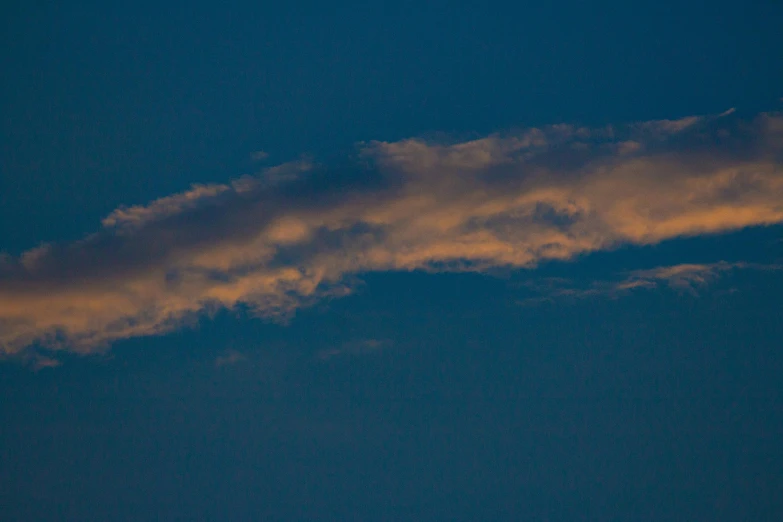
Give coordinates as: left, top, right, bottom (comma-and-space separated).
2, 1, 783, 520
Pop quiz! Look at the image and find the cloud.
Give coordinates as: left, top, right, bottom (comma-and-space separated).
519, 261, 782, 303
251, 150, 269, 161
32, 354, 62, 370
1, 110, 783, 354
215, 350, 247, 368
317, 339, 393, 360
624, 261, 740, 291
623, 261, 783, 294
101, 183, 232, 231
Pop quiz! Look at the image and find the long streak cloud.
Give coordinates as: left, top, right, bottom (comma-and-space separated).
1, 110, 782, 353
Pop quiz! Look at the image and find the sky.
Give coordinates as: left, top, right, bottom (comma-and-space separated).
1, 1, 782, 520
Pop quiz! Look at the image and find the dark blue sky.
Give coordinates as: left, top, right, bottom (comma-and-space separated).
2, 1, 783, 520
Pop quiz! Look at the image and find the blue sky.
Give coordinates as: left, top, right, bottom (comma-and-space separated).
1, 1, 783, 520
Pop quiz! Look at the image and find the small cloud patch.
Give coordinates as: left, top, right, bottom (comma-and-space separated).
317, 339, 394, 361
215, 350, 247, 368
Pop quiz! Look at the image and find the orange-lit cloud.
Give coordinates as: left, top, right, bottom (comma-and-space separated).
519, 261, 782, 304
1, 110, 782, 354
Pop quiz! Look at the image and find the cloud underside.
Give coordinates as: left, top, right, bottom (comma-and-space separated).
1, 111, 782, 353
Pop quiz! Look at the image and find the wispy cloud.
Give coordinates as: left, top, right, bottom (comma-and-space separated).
317, 339, 393, 361
1, 111, 782, 354
251, 150, 269, 162
215, 350, 248, 368
32, 354, 62, 371
624, 262, 741, 291
519, 261, 782, 303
